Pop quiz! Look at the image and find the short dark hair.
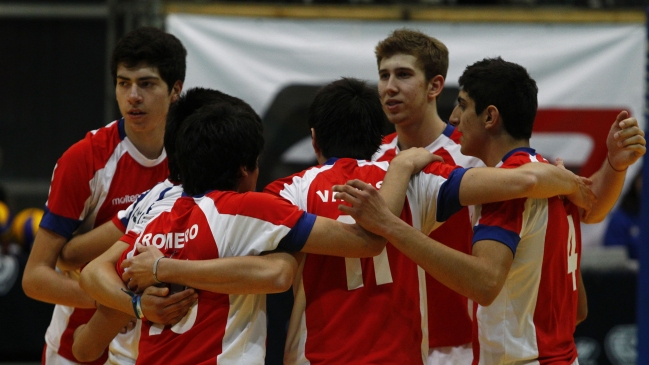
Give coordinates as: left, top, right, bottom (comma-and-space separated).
308, 78, 386, 160
176, 104, 264, 195
458, 57, 538, 140
375, 28, 449, 81
110, 27, 187, 92
165, 87, 261, 182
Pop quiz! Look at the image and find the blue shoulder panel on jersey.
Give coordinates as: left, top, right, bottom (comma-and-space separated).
436, 167, 469, 222
278, 212, 316, 252
473, 224, 520, 255
501, 147, 536, 162
117, 118, 126, 140
39, 207, 82, 240
442, 123, 455, 138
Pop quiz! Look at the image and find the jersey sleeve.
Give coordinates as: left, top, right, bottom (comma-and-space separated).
40, 135, 94, 239
408, 162, 466, 233
263, 173, 308, 209
473, 198, 526, 254
203, 192, 314, 258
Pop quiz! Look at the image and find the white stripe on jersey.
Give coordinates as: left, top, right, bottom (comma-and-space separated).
475, 198, 548, 364
284, 254, 310, 365
196, 196, 294, 258
217, 293, 266, 365
278, 164, 335, 209
79, 142, 128, 229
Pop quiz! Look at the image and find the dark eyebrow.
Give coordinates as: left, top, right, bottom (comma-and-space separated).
378, 66, 415, 74
116, 75, 161, 82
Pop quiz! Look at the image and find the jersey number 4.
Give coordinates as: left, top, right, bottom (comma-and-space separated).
339, 215, 394, 290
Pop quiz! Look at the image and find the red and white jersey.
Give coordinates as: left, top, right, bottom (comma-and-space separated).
116, 190, 316, 365
40, 118, 168, 364
264, 157, 466, 365
108, 179, 184, 365
471, 148, 580, 365
373, 125, 484, 349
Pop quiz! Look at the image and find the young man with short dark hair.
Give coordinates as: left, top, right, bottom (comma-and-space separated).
23, 26, 186, 365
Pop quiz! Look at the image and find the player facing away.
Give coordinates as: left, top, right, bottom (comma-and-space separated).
334, 58, 646, 365
22, 27, 186, 365
74, 101, 389, 365
262, 78, 595, 365
372, 28, 483, 364
59, 87, 263, 364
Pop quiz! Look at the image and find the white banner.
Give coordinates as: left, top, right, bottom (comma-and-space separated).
166, 13, 645, 247
167, 14, 644, 120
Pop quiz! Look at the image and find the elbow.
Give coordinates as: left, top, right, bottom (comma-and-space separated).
519, 172, 540, 197
269, 258, 297, 293
366, 238, 387, 257
272, 270, 294, 293
21, 268, 40, 300
580, 212, 605, 224
72, 334, 104, 363
576, 306, 588, 325
72, 345, 103, 363
473, 279, 503, 307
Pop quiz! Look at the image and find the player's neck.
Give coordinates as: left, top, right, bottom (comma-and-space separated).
395, 112, 447, 150
483, 135, 530, 167
124, 123, 165, 160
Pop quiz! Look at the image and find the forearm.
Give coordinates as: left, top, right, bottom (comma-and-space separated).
303, 218, 385, 258
59, 222, 124, 270
459, 164, 576, 206
81, 261, 133, 315
72, 305, 131, 362
156, 253, 297, 294
23, 266, 95, 307
80, 241, 135, 316
378, 214, 506, 306
584, 159, 626, 223
23, 229, 95, 307
379, 162, 414, 215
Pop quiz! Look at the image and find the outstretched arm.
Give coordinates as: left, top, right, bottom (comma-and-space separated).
367, 147, 595, 218
121, 244, 298, 294
584, 111, 646, 223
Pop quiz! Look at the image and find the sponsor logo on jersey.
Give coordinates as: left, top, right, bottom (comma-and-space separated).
135, 224, 199, 249
112, 194, 139, 206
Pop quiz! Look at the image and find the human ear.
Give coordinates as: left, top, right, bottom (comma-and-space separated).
427, 75, 445, 100
484, 105, 500, 129
170, 81, 183, 103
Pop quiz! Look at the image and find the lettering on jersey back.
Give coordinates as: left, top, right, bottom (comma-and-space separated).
315, 181, 383, 203
135, 224, 199, 250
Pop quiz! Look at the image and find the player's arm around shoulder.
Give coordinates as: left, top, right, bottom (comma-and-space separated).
458, 161, 593, 207
122, 244, 298, 294
302, 215, 386, 258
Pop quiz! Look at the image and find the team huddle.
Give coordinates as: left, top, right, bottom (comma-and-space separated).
22, 26, 645, 365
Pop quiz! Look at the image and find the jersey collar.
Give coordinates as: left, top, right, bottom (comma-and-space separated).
501, 147, 537, 163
